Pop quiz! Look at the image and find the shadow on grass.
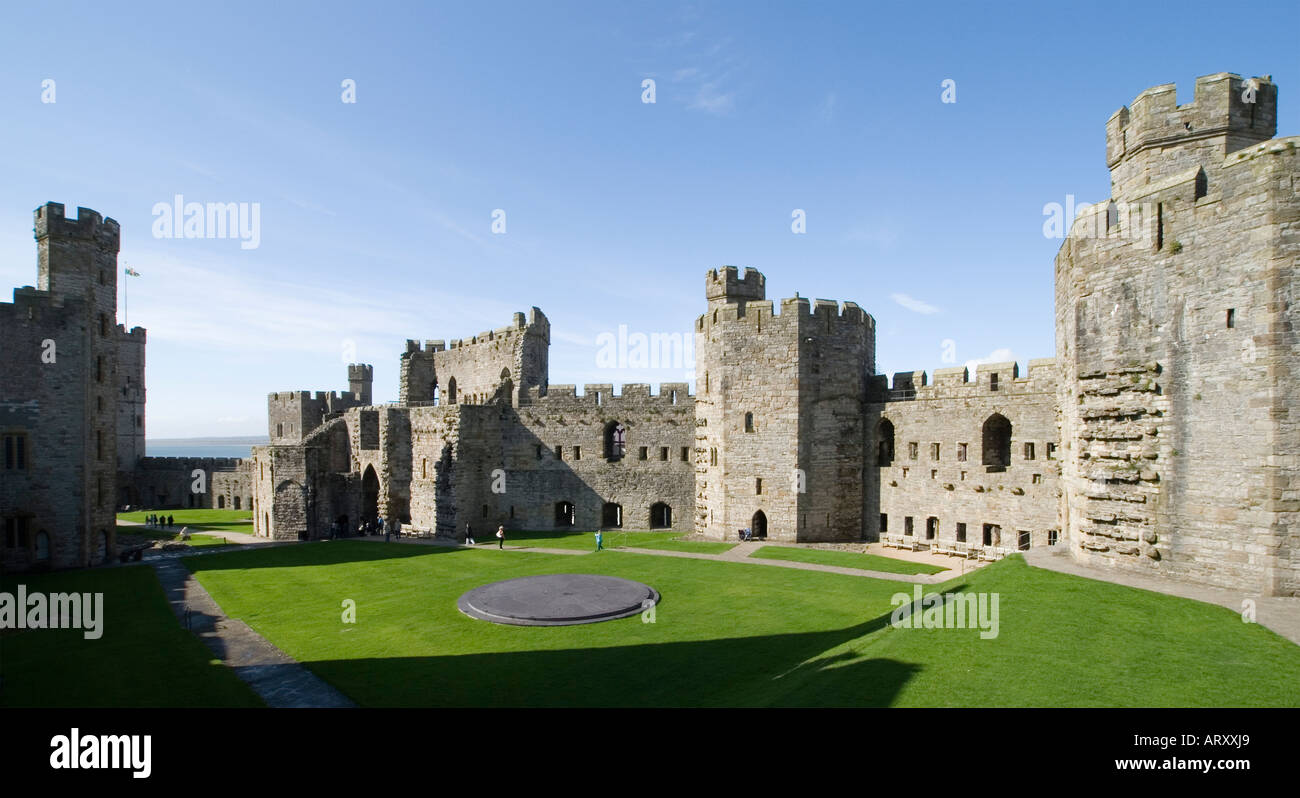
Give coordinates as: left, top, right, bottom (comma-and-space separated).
184, 540, 462, 573
298, 610, 921, 707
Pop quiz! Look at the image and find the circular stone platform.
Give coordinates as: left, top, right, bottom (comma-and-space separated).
457, 574, 660, 626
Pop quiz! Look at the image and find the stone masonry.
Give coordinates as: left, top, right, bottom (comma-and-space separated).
3, 71, 1297, 598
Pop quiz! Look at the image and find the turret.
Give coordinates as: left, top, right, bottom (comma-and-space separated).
348, 363, 373, 405
1106, 73, 1276, 196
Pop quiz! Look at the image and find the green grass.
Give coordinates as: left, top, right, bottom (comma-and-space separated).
0, 566, 263, 707
117, 509, 254, 535
185, 543, 1300, 707
750, 545, 946, 575
495, 529, 688, 551
627, 539, 737, 554
115, 524, 238, 550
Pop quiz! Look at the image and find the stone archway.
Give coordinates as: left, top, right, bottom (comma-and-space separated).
362, 465, 380, 527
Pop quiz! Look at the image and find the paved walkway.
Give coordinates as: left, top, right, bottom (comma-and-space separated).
151, 559, 354, 707
1024, 546, 1300, 646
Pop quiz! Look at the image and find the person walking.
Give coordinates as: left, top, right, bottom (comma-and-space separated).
167, 514, 174, 528
392, 517, 401, 539
595, 530, 603, 551
496, 525, 505, 549
465, 523, 476, 545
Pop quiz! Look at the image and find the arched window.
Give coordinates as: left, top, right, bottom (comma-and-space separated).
431, 382, 440, 406
650, 502, 672, 529
602, 503, 623, 528
234, 496, 241, 510
744, 412, 755, 433
751, 510, 767, 540
218, 495, 226, 509
447, 377, 457, 405
877, 419, 895, 465
605, 422, 627, 461
982, 414, 1012, 471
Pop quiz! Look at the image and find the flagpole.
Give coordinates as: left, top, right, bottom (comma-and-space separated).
124, 261, 129, 329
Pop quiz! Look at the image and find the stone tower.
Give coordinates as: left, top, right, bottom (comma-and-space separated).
1056, 73, 1299, 596
348, 363, 373, 405
34, 202, 122, 565
694, 267, 875, 542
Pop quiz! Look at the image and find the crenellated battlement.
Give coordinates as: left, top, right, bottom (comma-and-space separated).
706, 265, 765, 307
34, 202, 120, 252
518, 382, 693, 409
696, 294, 874, 333
403, 307, 550, 356
872, 358, 1058, 402
1106, 73, 1277, 195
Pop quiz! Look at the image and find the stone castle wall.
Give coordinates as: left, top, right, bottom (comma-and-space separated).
869, 360, 1061, 550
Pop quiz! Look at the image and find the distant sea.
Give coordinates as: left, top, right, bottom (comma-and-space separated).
146, 437, 268, 459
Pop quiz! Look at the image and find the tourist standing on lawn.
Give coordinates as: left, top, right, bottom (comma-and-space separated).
496, 525, 505, 549
595, 530, 603, 551
465, 523, 476, 545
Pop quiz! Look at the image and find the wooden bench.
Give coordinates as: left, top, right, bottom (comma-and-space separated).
932, 540, 969, 558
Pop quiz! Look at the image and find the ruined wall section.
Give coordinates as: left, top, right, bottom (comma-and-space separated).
868, 360, 1060, 549
266, 364, 373, 445
499, 384, 695, 532
1059, 74, 1299, 595
401, 308, 550, 407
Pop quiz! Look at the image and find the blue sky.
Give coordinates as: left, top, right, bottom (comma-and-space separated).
1, 1, 1296, 437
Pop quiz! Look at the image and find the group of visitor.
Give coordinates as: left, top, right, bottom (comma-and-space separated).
146, 513, 175, 528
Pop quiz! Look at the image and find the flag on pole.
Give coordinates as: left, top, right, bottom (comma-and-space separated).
124, 267, 141, 277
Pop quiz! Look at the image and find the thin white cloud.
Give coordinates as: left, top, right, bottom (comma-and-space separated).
689, 82, 735, 115
965, 348, 1016, 377
890, 293, 941, 315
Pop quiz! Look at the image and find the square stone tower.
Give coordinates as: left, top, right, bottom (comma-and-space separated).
694, 267, 875, 541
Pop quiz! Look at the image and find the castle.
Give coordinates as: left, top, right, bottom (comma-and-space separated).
2, 72, 1295, 597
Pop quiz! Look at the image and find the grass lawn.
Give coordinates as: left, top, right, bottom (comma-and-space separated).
186, 543, 1300, 707
627, 539, 737, 555
495, 529, 688, 551
750, 545, 946, 576
115, 524, 239, 550
118, 509, 255, 535
0, 566, 263, 707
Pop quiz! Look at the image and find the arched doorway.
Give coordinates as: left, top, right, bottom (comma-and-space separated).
649, 502, 672, 529
555, 501, 575, 528
362, 466, 380, 526
447, 377, 457, 405
751, 510, 767, 540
